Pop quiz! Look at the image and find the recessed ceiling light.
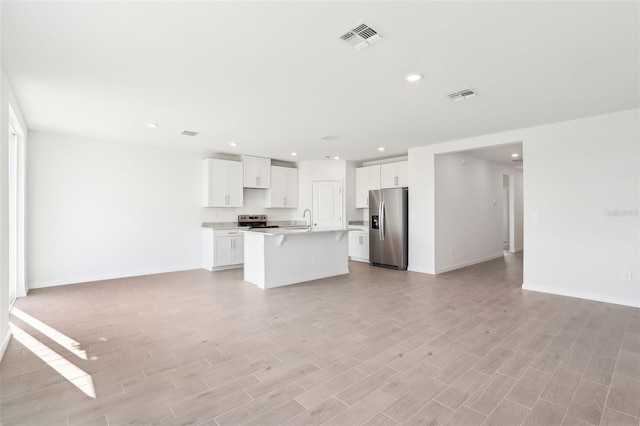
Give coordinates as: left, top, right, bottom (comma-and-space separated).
511, 153, 519, 158
229, 142, 237, 147
405, 73, 422, 83
319, 135, 337, 141
291, 152, 298, 157
378, 147, 386, 152
146, 123, 158, 128
333, 156, 340, 160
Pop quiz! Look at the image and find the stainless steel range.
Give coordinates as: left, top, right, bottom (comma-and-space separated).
237, 215, 279, 229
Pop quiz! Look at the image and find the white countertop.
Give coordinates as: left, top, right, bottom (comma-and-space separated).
241, 228, 347, 236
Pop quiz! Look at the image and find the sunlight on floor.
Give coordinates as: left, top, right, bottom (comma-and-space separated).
11, 307, 88, 360
9, 323, 96, 398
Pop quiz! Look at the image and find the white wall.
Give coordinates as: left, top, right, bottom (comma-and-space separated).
512, 172, 524, 252
409, 109, 639, 308
524, 111, 639, 307
408, 151, 436, 274
434, 152, 523, 273
295, 159, 348, 228
27, 132, 204, 288
1, 62, 29, 358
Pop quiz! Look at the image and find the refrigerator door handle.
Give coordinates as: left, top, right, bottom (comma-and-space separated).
380, 200, 385, 241
378, 201, 383, 241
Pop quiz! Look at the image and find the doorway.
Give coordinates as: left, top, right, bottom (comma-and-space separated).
7, 105, 26, 309
434, 142, 523, 273
312, 181, 342, 229
8, 123, 18, 308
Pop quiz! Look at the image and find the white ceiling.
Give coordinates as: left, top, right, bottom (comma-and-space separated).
463, 142, 523, 170
2, 1, 638, 162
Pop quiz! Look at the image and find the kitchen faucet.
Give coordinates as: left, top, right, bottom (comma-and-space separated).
302, 209, 312, 230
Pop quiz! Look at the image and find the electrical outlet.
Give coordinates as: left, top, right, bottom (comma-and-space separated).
622, 270, 632, 281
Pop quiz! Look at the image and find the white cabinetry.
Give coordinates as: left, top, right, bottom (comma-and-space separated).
203, 159, 243, 207
202, 228, 244, 271
348, 230, 369, 262
243, 155, 271, 189
266, 166, 298, 208
355, 165, 381, 208
381, 161, 408, 188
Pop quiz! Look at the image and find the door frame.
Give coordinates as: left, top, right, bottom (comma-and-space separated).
7, 105, 27, 305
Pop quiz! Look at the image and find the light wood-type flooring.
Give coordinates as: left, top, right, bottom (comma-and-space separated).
1, 253, 639, 426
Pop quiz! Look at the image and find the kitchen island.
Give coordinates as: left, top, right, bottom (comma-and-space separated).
242, 228, 349, 289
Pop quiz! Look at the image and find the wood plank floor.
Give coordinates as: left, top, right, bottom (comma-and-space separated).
1, 253, 639, 426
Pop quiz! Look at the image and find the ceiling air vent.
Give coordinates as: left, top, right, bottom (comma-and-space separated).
510, 158, 523, 163
447, 88, 477, 102
339, 21, 383, 50
181, 130, 198, 136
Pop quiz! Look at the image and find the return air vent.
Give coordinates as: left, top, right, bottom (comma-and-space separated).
447, 88, 477, 102
510, 158, 523, 163
339, 21, 383, 50
181, 130, 198, 136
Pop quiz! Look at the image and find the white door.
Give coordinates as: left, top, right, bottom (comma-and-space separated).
283, 167, 298, 208
312, 181, 342, 229
232, 236, 244, 264
214, 237, 233, 266
226, 160, 244, 207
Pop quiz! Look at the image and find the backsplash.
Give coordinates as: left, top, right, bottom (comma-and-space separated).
201, 188, 294, 223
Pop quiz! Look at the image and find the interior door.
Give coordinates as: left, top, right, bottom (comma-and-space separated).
312, 181, 342, 229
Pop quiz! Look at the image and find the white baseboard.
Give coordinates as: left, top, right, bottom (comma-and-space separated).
1, 328, 12, 362
435, 252, 504, 274
522, 283, 640, 308
349, 257, 369, 263
28, 265, 202, 289
408, 266, 436, 275
205, 264, 244, 272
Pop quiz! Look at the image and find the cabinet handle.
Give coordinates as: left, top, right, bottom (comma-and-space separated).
284, 196, 287, 206
231, 239, 234, 249
359, 235, 362, 244
366, 196, 368, 207
394, 176, 398, 186
256, 176, 260, 186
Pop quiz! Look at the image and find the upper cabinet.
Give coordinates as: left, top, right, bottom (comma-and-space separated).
203, 159, 244, 207
266, 166, 298, 208
381, 161, 408, 189
355, 165, 381, 208
243, 155, 271, 189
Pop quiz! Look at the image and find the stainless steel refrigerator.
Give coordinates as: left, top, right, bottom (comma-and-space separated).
369, 187, 408, 270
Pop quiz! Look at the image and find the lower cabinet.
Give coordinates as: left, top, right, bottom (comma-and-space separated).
202, 228, 245, 271
348, 231, 369, 263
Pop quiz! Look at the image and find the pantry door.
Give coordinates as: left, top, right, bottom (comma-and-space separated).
312, 181, 342, 229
